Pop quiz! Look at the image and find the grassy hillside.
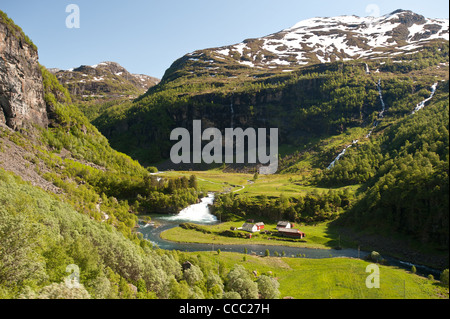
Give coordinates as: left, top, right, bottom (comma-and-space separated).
333, 93, 449, 251
1, 168, 281, 299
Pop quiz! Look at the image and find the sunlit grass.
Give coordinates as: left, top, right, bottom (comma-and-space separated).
158, 169, 358, 199
190, 251, 448, 299
161, 220, 351, 250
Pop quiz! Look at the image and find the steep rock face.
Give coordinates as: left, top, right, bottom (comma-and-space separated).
0, 17, 48, 130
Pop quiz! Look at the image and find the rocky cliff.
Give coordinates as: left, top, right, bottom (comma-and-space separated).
50, 61, 160, 101
0, 11, 48, 130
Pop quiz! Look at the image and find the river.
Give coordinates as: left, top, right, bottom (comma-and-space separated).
137, 194, 441, 278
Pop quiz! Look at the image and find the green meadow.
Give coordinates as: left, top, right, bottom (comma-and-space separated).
188, 252, 448, 299
161, 220, 345, 250
155, 169, 358, 198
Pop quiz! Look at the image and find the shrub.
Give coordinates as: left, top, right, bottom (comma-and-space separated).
440, 269, 449, 287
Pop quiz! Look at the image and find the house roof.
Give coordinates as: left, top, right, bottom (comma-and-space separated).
242, 223, 256, 228
255, 222, 265, 226
279, 228, 303, 234
277, 221, 290, 226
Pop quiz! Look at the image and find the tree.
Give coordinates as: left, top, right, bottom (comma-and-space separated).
411, 266, 417, 274
0, 210, 46, 287
206, 271, 224, 298
167, 179, 176, 193
440, 269, 449, 287
225, 265, 258, 299
168, 276, 190, 299
146, 167, 158, 173
222, 291, 241, 299
22, 282, 91, 299
183, 264, 204, 286
189, 175, 198, 190
257, 275, 280, 299
181, 176, 189, 188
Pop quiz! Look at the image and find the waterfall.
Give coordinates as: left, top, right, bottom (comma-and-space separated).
328, 81, 439, 169
412, 83, 438, 114
366, 79, 386, 138
160, 193, 217, 224
365, 63, 370, 74
376, 79, 386, 118
327, 140, 359, 170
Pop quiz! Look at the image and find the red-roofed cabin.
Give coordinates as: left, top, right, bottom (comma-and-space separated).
255, 222, 265, 231
279, 228, 305, 239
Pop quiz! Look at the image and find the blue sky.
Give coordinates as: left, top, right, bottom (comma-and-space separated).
1, 0, 449, 78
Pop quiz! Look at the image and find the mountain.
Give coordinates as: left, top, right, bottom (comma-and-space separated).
95, 10, 449, 165
50, 61, 160, 101
212, 10, 448, 67
162, 9, 448, 82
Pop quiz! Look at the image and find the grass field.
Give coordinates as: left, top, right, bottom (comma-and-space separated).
161, 220, 349, 249
189, 251, 448, 299
156, 169, 359, 199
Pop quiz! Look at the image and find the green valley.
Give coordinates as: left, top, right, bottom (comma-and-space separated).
1, 7, 449, 302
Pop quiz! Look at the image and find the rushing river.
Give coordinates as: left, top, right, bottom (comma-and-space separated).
160, 193, 217, 224
137, 194, 441, 278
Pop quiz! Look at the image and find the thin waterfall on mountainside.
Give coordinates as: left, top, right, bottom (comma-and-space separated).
329, 78, 388, 168
327, 140, 359, 170
367, 79, 386, 138
412, 83, 439, 114
377, 79, 386, 118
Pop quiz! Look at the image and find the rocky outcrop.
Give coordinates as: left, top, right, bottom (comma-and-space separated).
0, 14, 48, 130
50, 61, 160, 101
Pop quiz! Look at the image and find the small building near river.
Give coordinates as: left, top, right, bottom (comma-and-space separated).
276, 221, 292, 230
241, 222, 265, 233
278, 228, 305, 239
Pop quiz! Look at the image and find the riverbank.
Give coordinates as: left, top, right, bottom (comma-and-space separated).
334, 226, 449, 272
159, 219, 448, 273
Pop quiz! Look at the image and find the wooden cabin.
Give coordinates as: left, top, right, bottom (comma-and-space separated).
278, 228, 305, 239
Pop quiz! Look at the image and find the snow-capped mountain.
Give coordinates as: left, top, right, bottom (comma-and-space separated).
184, 9, 448, 70
50, 61, 160, 100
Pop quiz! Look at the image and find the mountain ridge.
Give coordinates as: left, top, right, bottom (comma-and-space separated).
50, 61, 160, 101
161, 9, 448, 83
96, 7, 449, 165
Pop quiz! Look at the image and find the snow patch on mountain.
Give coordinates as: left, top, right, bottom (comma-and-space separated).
211, 10, 448, 68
